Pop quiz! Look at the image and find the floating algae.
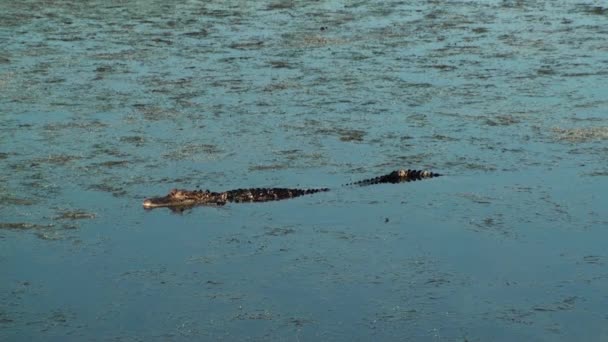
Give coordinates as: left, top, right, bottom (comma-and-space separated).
552, 127, 608, 143
0, 223, 55, 230
53, 210, 96, 220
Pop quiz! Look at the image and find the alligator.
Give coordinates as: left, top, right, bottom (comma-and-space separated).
143, 169, 440, 211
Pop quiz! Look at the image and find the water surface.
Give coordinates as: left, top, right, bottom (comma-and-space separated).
1, 1, 607, 341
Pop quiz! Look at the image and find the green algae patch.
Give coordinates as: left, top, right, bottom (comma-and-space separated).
0, 194, 38, 206
553, 127, 608, 143
248, 163, 289, 171
0, 222, 55, 230
163, 144, 224, 161
53, 210, 96, 220
87, 183, 128, 197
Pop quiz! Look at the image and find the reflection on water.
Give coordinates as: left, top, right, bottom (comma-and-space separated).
1, 1, 607, 340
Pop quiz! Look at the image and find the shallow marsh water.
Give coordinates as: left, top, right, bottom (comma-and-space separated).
1, 0, 607, 341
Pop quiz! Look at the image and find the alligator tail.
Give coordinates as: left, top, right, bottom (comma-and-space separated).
348, 169, 441, 186
304, 188, 330, 194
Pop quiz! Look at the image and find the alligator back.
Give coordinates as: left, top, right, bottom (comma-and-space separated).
226, 187, 330, 203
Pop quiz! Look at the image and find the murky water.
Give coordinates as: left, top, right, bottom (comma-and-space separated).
1, 1, 607, 341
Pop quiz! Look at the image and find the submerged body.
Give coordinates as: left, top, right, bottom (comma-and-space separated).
142, 169, 440, 210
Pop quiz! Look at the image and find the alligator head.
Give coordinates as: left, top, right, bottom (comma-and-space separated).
142, 189, 228, 209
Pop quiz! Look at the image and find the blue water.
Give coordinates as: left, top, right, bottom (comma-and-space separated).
1, 1, 607, 341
